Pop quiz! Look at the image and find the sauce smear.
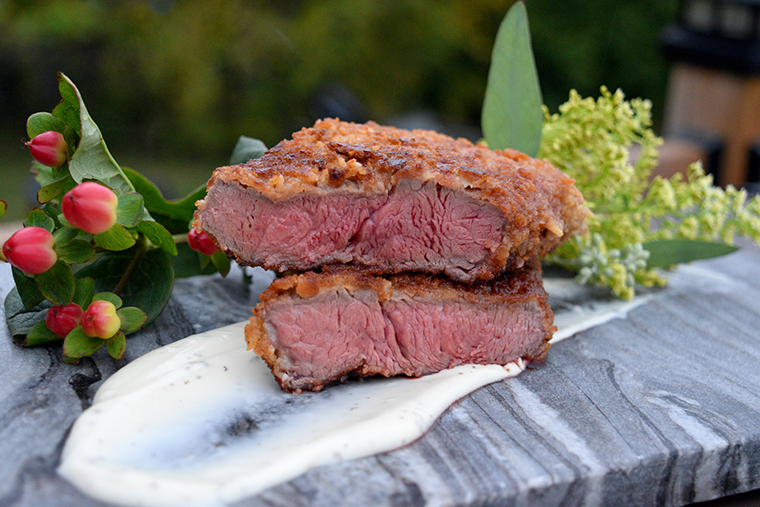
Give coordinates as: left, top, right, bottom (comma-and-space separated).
58, 278, 648, 507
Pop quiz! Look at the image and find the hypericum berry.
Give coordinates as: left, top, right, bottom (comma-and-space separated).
62, 182, 118, 234
26, 131, 69, 167
81, 300, 121, 339
46, 303, 84, 338
188, 228, 218, 256
2, 226, 57, 275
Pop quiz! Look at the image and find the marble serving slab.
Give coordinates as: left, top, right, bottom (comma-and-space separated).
1, 244, 759, 507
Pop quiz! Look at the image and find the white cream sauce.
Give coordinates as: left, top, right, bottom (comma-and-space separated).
57, 277, 649, 507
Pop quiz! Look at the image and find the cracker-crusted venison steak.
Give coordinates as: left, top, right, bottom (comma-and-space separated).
195, 119, 589, 282
245, 260, 555, 393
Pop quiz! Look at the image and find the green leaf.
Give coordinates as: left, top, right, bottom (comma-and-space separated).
107, 331, 126, 360
123, 167, 206, 229
0, 200, 6, 219
53, 226, 80, 247
73, 277, 95, 309
11, 267, 45, 310
24, 319, 62, 347
116, 192, 145, 228
210, 250, 231, 277
62, 125, 78, 153
94, 291, 123, 309
35, 260, 75, 305
94, 224, 136, 251
32, 161, 58, 187
229, 136, 267, 165
76, 247, 174, 326
53, 74, 81, 137
117, 307, 148, 333
24, 208, 55, 232
38, 172, 74, 204
481, 1, 543, 156
63, 326, 105, 358
27, 112, 68, 138
56, 239, 95, 264
137, 220, 177, 256
4, 287, 51, 340
57, 74, 135, 195
643, 239, 739, 268
171, 242, 219, 278
41, 201, 63, 225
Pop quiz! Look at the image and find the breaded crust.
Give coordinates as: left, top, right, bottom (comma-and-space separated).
196, 119, 590, 276
246, 260, 555, 392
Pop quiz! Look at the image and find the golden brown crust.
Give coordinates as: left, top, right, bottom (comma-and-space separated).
244, 260, 556, 392
201, 118, 589, 257
254, 259, 546, 306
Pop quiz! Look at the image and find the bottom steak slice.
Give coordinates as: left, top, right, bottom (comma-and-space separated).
245, 260, 555, 393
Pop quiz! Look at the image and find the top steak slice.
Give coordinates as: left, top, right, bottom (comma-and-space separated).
245, 260, 554, 393
195, 118, 589, 282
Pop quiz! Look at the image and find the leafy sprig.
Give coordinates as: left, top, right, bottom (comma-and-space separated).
3, 73, 264, 360
537, 88, 760, 298
483, 3, 760, 299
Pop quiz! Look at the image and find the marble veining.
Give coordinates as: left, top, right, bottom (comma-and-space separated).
2, 247, 760, 506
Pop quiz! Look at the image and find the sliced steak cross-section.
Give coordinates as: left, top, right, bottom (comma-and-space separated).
245, 260, 555, 393
195, 119, 590, 282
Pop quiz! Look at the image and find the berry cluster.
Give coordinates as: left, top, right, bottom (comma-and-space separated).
1, 74, 242, 362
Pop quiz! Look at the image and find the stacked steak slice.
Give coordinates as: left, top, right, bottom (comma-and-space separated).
195, 119, 590, 392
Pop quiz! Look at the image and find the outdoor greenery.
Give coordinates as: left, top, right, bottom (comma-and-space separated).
0, 0, 678, 223
1, 0, 678, 149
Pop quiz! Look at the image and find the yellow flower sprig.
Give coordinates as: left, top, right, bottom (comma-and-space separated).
540, 87, 760, 299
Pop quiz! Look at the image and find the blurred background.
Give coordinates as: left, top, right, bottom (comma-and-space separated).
0, 0, 710, 227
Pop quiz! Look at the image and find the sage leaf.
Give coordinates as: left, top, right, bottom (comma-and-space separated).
63, 326, 105, 358
25, 209, 55, 232
137, 220, 177, 256
53, 74, 81, 137
24, 319, 61, 347
643, 239, 739, 268
481, 1, 543, 156
229, 136, 267, 165
94, 291, 123, 309
35, 260, 75, 306
58, 74, 136, 195
107, 331, 126, 360
76, 247, 174, 326
94, 224, 136, 251
116, 192, 145, 228
117, 307, 148, 333
27, 112, 68, 138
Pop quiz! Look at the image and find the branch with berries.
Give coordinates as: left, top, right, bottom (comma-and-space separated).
1, 73, 265, 362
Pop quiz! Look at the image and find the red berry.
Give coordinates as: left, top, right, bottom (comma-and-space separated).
46, 303, 84, 338
81, 300, 121, 339
26, 131, 69, 167
188, 228, 218, 256
2, 226, 57, 275
62, 182, 118, 234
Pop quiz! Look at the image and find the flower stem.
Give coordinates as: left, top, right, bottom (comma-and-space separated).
112, 237, 147, 296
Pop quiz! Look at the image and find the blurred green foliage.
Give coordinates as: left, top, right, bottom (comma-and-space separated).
0, 0, 677, 159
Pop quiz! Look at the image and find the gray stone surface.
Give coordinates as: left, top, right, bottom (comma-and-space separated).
1, 248, 760, 507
